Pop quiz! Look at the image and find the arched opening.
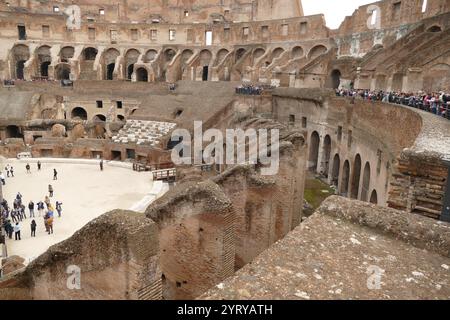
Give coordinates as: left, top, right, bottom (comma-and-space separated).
144, 49, 158, 63
370, 190, 378, 204
272, 48, 285, 60
331, 154, 340, 188
84, 47, 98, 60
375, 74, 387, 91
60, 46, 74, 63
127, 64, 134, 80
16, 60, 26, 79
341, 160, 350, 197
106, 63, 115, 80
55, 64, 71, 80
71, 107, 88, 120
117, 115, 125, 121
361, 162, 371, 202
308, 131, 320, 172
292, 46, 304, 59
136, 68, 148, 82
351, 154, 362, 199
427, 25, 442, 33
216, 49, 229, 65
308, 45, 328, 60
93, 114, 106, 122
392, 73, 404, 92
253, 48, 265, 60
321, 135, 331, 177
40, 61, 51, 77
164, 49, 176, 62
331, 70, 341, 89
236, 48, 246, 62
130, 108, 138, 116
5, 125, 23, 139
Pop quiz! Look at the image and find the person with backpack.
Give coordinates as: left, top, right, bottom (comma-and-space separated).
49, 184, 54, 197
31, 220, 37, 237
56, 201, 63, 218
28, 200, 35, 218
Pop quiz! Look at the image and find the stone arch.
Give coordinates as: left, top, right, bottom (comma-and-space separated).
330, 69, 341, 89
117, 115, 125, 121
93, 114, 106, 122
235, 48, 247, 62
40, 61, 51, 77
308, 45, 328, 59
106, 63, 115, 80
341, 160, 350, 197
36, 45, 52, 77
124, 49, 140, 79
308, 131, 320, 172
370, 190, 378, 204
361, 162, 371, 202
164, 48, 176, 62
136, 67, 149, 82
12, 44, 30, 79
427, 25, 442, 32
392, 73, 404, 92
216, 49, 229, 65
83, 47, 98, 61
60, 46, 75, 62
5, 125, 23, 139
144, 49, 158, 63
351, 154, 362, 199
253, 48, 265, 60
71, 107, 88, 120
103, 48, 120, 80
321, 135, 331, 177
292, 46, 304, 59
199, 49, 212, 66
55, 64, 71, 80
181, 49, 194, 67
375, 74, 387, 91
331, 154, 340, 187
272, 47, 285, 59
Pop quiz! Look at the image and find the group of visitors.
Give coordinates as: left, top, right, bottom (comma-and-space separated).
0, 162, 63, 241
235, 84, 273, 95
335, 89, 450, 119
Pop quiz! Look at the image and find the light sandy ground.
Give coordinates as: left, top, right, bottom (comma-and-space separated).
2, 160, 154, 264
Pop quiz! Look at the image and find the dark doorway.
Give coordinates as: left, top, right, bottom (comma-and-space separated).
57, 65, 71, 80
136, 68, 148, 82
331, 154, 340, 187
18, 25, 26, 40
127, 64, 134, 80
41, 61, 51, 77
322, 135, 331, 177
341, 160, 350, 197
126, 149, 136, 159
6, 125, 23, 139
16, 60, 26, 79
202, 66, 209, 81
308, 131, 320, 172
84, 47, 98, 60
331, 70, 341, 89
106, 63, 115, 80
111, 151, 122, 160
370, 190, 378, 204
351, 154, 362, 199
71, 107, 88, 120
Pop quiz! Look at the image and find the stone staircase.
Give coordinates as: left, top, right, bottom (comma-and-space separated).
112, 120, 177, 146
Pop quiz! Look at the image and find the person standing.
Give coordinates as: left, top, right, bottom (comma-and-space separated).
26, 163, 31, 173
28, 200, 35, 218
47, 215, 54, 235
100, 159, 104, 171
48, 185, 54, 197
37, 161, 41, 171
37, 201, 44, 217
14, 222, 21, 240
31, 220, 37, 237
10, 166, 14, 177
53, 169, 58, 180
56, 201, 63, 218
5, 164, 10, 177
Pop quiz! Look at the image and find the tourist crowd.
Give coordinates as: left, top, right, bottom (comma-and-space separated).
335, 89, 450, 119
0, 162, 62, 242
235, 84, 275, 95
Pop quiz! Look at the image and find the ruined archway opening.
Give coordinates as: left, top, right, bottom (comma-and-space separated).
117, 115, 125, 122
84, 47, 98, 61
308, 131, 320, 172
127, 64, 134, 80
56, 64, 71, 80
71, 107, 88, 120
93, 114, 106, 122
6, 125, 23, 139
106, 63, 115, 80
40, 61, 51, 77
16, 60, 26, 80
331, 70, 341, 89
370, 190, 378, 204
136, 68, 148, 82
361, 162, 371, 202
331, 154, 340, 188
341, 160, 350, 197
351, 154, 362, 199
202, 66, 209, 81
321, 135, 331, 177
427, 25, 442, 33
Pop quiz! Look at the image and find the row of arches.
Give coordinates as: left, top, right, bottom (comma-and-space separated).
70, 107, 126, 122
308, 131, 381, 205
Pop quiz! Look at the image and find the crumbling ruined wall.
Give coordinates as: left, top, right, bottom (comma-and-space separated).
146, 180, 236, 300
0, 210, 161, 300
388, 150, 448, 220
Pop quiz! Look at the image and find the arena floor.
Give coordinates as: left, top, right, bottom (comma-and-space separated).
1, 160, 154, 264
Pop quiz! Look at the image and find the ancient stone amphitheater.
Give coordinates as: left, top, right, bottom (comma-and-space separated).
0, 0, 449, 300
